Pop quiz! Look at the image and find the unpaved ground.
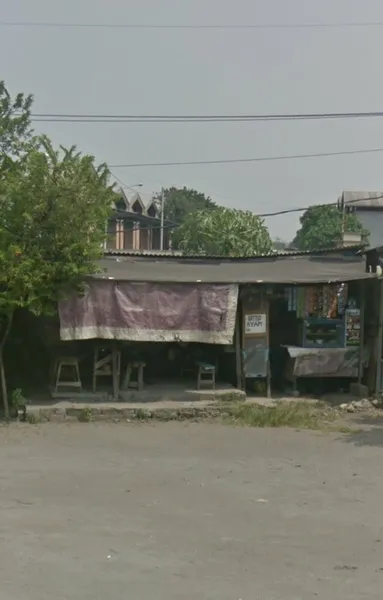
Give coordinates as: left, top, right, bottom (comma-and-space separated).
1, 421, 383, 600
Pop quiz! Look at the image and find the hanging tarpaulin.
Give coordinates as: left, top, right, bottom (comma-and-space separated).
59, 280, 238, 345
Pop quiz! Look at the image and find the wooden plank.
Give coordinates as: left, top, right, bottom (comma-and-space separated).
112, 345, 119, 399
235, 310, 242, 390
266, 358, 271, 398
375, 280, 383, 393
358, 282, 365, 385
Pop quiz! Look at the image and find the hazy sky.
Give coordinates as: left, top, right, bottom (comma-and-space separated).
2, 0, 383, 240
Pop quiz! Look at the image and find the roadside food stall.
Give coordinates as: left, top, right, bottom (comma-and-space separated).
56, 249, 375, 398
282, 282, 363, 391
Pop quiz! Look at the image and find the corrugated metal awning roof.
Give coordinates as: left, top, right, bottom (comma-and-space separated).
105, 249, 184, 257
95, 253, 374, 284
104, 245, 365, 259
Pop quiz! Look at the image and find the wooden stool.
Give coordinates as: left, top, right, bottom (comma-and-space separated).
93, 346, 121, 395
196, 361, 216, 390
122, 362, 146, 391
54, 357, 82, 393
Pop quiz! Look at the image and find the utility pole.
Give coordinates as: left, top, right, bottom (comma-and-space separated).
337, 193, 347, 246
341, 197, 346, 236
160, 187, 165, 250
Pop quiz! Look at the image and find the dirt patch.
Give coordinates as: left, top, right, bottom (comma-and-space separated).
1, 422, 383, 599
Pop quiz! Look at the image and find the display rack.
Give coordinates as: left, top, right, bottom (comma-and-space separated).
285, 283, 360, 349
300, 317, 345, 349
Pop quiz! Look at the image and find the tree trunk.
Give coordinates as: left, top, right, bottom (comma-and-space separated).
0, 312, 14, 420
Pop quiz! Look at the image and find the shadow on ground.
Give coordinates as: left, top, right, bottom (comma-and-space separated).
340, 414, 383, 448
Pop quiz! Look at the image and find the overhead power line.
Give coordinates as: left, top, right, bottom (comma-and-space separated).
30, 111, 383, 123
259, 194, 383, 218
107, 193, 383, 229
104, 192, 383, 229
2, 21, 383, 30
109, 148, 383, 169
109, 171, 144, 195
2, 195, 380, 239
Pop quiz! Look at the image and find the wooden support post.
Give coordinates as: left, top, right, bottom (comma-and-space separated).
266, 355, 271, 398
358, 281, 365, 385
112, 345, 119, 399
137, 363, 144, 391
375, 279, 383, 394
235, 310, 242, 390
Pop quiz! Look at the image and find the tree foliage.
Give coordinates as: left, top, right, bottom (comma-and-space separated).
292, 205, 369, 251
154, 186, 216, 224
173, 207, 273, 256
0, 137, 114, 315
0, 82, 115, 416
0, 80, 33, 161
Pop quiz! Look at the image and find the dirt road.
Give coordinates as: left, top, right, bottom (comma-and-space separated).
1, 421, 382, 599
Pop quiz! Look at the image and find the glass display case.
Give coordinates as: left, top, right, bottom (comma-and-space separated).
300, 318, 345, 348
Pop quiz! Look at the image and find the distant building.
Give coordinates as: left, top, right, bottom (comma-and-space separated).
106, 188, 172, 251
339, 190, 383, 249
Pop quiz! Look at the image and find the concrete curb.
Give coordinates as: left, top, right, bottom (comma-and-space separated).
31, 404, 238, 423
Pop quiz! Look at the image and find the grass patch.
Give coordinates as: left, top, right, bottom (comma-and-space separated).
226, 401, 337, 430
134, 408, 151, 421
26, 413, 41, 425
78, 407, 93, 422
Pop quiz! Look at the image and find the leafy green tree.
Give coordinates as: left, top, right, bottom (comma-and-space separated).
154, 186, 216, 223
173, 207, 272, 256
0, 133, 115, 417
292, 205, 369, 251
0, 80, 33, 163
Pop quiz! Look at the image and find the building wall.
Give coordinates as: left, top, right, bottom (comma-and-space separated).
124, 222, 134, 249
105, 216, 170, 251
106, 220, 117, 250
357, 210, 383, 249
116, 220, 124, 250
152, 228, 161, 249
140, 228, 149, 250
132, 224, 140, 249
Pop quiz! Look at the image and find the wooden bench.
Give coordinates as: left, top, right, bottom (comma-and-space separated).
196, 361, 216, 390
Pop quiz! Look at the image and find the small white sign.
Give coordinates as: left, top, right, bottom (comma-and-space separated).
245, 313, 267, 335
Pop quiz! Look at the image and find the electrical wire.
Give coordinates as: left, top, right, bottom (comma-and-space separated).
258, 194, 383, 218
1, 194, 380, 241
3, 21, 383, 30
109, 193, 383, 228
109, 172, 143, 194
109, 148, 383, 169
30, 111, 383, 123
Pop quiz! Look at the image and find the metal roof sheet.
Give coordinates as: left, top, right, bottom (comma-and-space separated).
106, 249, 183, 257
95, 253, 373, 284
104, 245, 364, 260
342, 191, 383, 209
